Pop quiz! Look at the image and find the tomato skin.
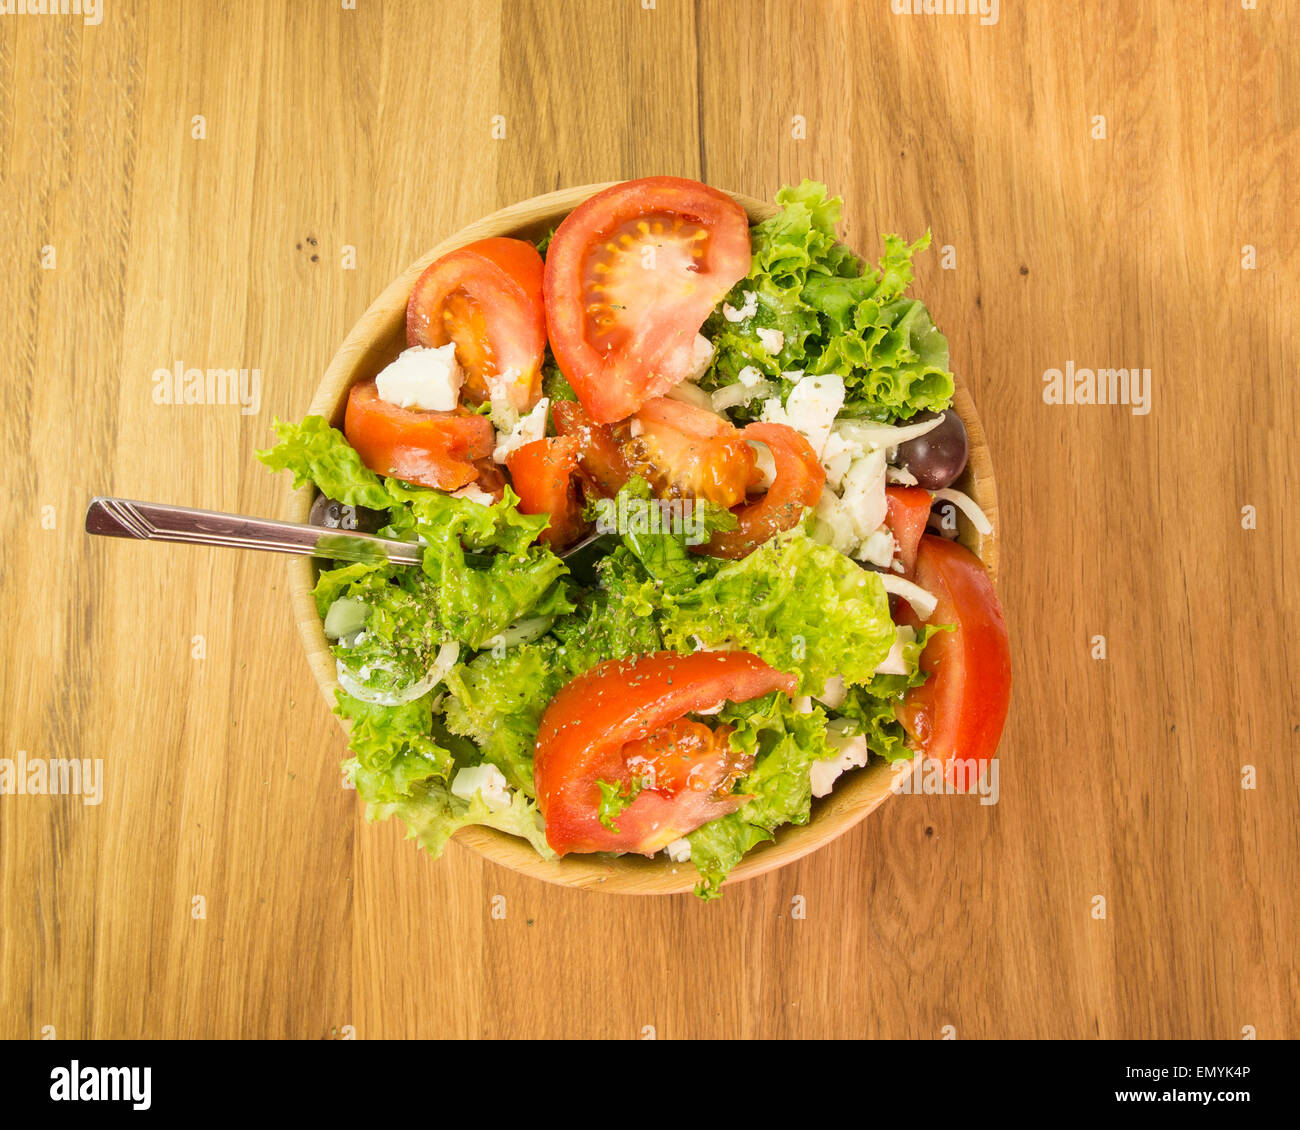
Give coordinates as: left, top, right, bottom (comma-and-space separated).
551, 400, 633, 496
896, 535, 1011, 792
406, 237, 546, 414
703, 422, 825, 559
343, 379, 494, 491
505, 435, 586, 548
534, 650, 798, 855
884, 486, 933, 577
626, 397, 755, 507
544, 177, 751, 423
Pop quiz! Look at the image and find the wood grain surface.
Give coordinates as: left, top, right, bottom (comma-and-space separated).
1, 0, 1296, 1040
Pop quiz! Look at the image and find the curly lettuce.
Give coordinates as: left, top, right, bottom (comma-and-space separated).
700, 180, 955, 423
686, 692, 838, 899
256, 415, 390, 509
660, 529, 896, 693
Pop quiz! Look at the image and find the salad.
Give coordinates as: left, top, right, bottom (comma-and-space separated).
259, 177, 1012, 899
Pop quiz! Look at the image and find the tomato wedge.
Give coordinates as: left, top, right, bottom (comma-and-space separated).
534, 650, 797, 855
551, 400, 633, 496
895, 535, 1011, 792
544, 177, 751, 423
703, 422, 825, 559
625, 397, 755, 507
344, 378, 494, 491
884, 485, 933, 578
406, 237, 546, 415
505, 435, 586, 548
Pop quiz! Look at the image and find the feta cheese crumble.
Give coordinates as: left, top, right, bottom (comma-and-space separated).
450, 763, 512, 812
451, 484, 497, 507
685, 333, 715, 381
756, 327, 785, 354
809, 724, 871, 799
375, 344, 464, 412
722, 290, 758, 322
492, 397, 549, 464
665, 838, 692, 863
761, 374, 845, 459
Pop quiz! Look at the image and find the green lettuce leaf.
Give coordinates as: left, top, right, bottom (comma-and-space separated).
687, 692, 837, 898
660, 529, 896, 693
359, 770, 554, 860
256, 416, 390, 509
596, 776, 643, 832
442, 642, 566, 795
701, 181, 955, 423
335, 692, 454, 802
377, 483, 573, 648
591, 477, 732, 596
836, 622, 947, 761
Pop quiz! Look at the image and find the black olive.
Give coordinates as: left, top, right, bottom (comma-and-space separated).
894, 409, 969, 490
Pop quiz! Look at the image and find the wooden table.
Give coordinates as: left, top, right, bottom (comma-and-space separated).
1, 0, 1295, 1040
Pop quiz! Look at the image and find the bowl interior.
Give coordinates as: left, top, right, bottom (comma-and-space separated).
288, 185, 999, 895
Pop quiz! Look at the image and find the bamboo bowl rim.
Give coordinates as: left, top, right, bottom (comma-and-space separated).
287, 183, 999, 896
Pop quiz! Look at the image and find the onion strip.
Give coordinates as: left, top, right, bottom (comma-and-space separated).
336, 640, 460, 706
932, 487, 994, 535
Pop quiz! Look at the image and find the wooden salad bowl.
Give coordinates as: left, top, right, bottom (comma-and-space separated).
287, 184, 999, 895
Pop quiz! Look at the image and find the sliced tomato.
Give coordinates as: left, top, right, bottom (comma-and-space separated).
895, 535, 1011, 792
551, 399, 633, 496
406, 237, 546, 415
469, 458, 507, 504
544, 177, 751, 423
624, 397, 755, 507
505, 435, 586, 548
344, 378, 494, 491
534, 650, 797, 855
884, 486, 933, 577
702, 422, 825, 559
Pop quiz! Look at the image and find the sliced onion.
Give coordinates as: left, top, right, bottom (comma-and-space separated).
932, 487, 993, 535
488, 616, 553, 650
874, 624, 917, 675
710, 379, 777, 413
336, 640, 460, 706
878, 573, 938, 620
663, 380, 716, 413
836, 412, 946, 451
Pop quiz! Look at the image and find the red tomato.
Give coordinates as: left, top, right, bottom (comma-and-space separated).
343, 379, 494, 491
469, 458, 508, 504
551, 400, 633, 496
505, 435, 586, 548
895, 535, 1011, 792
703, 422, 825, 559
544, 177, 751, 423
884, 485, 933, 577
406, 237, 546, 415
624, 397, 755, 507
534, 650, 798, 855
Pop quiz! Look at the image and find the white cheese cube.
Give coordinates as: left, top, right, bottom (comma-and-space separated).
722, 291, 758, 322
375, 344, 464, 412
665, 838, 692, 862
450, 763, 512, 812
492, 397, 549, 464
